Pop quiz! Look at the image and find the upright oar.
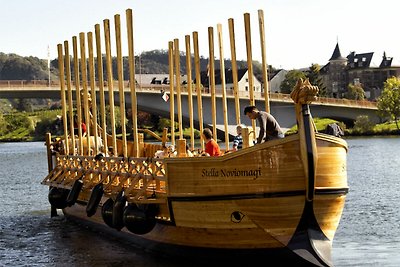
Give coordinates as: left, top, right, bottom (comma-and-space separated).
258, 9, 270, 113
57, 44, 69, 155
115, 14, 128, 157
126, 9, 139, 157
185, 35, 195, 151
72, 36, 83, 155
192, 32, 204, 151
174, 39, 187, 156
95, 24, 108, 154
217, 24, 229, 151
104, 19, 117, 156
87, 32, 99, 154
208, 27, 217, 140
174, 39, 183, 140
64, 41, 75, 154
228, 18, 240, 125
244, 13, 256, 135
79, 32, 91, 156
168, 41, 175, 147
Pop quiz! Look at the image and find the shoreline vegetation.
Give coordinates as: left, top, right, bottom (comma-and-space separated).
0, 108, 399, 143
0, 108, 201, 143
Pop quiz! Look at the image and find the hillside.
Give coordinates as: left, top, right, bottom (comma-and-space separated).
0, 50, 271, 82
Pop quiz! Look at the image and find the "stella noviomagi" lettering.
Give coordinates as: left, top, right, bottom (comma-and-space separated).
201, 168, 262, 179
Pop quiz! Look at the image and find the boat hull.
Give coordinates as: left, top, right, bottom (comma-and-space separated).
44, 133, 348, 266
62, 202, 326, 266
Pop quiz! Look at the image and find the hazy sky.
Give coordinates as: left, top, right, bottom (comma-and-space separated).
1, 0, 399, 69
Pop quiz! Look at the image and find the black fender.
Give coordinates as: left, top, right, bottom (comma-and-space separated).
101, 198, 114, 228
123, 204, 158, 235
48, 186, 70, 209
86, 183, 104, 217
112, 191, 127, 231
66, 178, 83, 206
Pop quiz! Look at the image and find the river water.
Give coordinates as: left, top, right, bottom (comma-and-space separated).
0, 137, 399, 266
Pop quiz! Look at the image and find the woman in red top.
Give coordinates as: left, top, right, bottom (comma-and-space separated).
73, 115, 87, 135
202, 128, 221, 156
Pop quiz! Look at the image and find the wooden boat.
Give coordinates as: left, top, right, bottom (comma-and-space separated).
41, 9, 348, 267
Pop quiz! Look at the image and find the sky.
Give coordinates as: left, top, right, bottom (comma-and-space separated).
1, 0, 400, 70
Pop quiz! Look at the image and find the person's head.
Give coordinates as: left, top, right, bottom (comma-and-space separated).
202, 128, 213, 140
244, 105, 259, 120
236, 124, 245, 135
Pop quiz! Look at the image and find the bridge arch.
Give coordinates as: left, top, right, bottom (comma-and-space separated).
0, 84, 379, 136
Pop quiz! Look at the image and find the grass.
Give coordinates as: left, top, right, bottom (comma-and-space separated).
1, 107, 399, 142
285, 117, 344, 135
0, 127, 34, 142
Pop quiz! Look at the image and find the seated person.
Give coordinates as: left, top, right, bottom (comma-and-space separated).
186, 145, 194, 157
232, 124, 245, 151
73, 115, 87, 136
202, 128, 221, 157
168, 145, 177, 157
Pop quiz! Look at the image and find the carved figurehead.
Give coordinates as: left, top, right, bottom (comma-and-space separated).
290, 78, 319, 105
290, 78, 319, 129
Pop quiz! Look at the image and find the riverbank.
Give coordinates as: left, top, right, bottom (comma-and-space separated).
1, 110, 398, 142
0, 109, 201, 142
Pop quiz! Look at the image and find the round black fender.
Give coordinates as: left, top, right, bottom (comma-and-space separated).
123, 204, 157, 235
101, 198, 114, 228
48, 187, 70, 209
138, 203, 159, 217
112, 191, 127, 231
86, 183, 104, 217
66, 178, 83, 206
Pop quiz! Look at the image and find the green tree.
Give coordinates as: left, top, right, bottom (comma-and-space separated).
353, 115, 374, 133
346, 83, 365, 100
280, 70, 306, 94
0, 54, 48, 80
5, 113, 34, 133
307, 64, 326, 96
377, 76, 400, 130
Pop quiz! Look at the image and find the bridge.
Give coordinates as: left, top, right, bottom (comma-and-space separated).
0, 80, 378, 135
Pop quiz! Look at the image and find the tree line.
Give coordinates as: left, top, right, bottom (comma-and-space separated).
1, 49, 277, 83
1, 50, 358, 100
0, 52, 50, 80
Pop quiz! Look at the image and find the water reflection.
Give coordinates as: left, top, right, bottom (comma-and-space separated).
1, 139, 400, 266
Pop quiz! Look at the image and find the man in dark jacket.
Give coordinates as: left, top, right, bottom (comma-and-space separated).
244, 105, 284, 143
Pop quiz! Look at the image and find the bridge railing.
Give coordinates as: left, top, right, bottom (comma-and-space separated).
0, 80, 54, 87
0, 80, 377, 109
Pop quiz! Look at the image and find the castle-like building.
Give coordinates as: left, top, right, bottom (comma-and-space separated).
320, 43, 400, 100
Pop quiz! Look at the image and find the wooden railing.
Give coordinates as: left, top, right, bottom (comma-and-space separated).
41, 154, 167, 204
